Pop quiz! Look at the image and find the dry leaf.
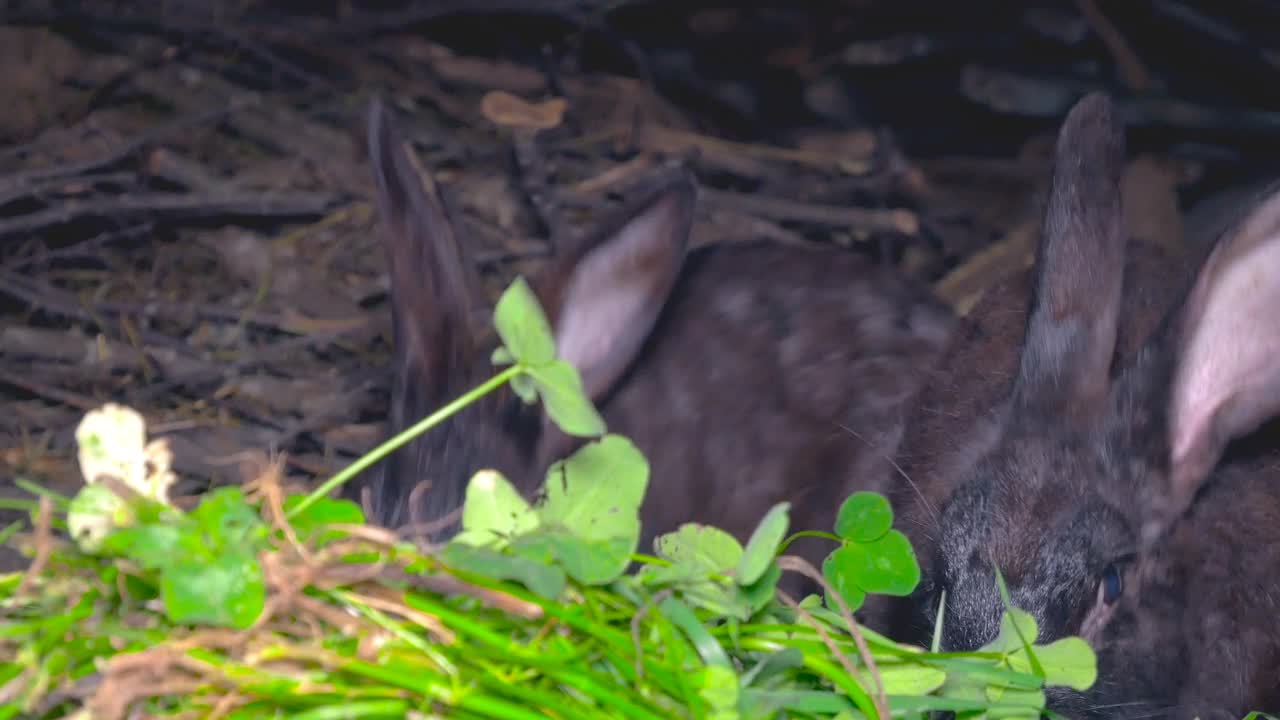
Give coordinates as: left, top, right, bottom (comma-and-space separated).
480, 91, 568, 130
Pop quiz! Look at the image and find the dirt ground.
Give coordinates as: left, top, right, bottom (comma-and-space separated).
2, 0, 1279, 569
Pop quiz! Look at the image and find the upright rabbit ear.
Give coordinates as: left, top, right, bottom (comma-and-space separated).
366, 96, 478, 395
1146, 185, 1280, 543
541, 170, 696, 402
1013, 93, 1127, 421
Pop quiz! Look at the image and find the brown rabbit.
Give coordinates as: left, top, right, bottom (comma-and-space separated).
348, 96, 958, 578
874, 92, 1280, 718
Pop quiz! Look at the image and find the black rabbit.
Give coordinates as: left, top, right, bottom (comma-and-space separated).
349, 96, 958, 578
875, 92, 1280, 718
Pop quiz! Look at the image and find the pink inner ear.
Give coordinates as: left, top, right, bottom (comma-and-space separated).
554, 193, 689, 400
1171, 198, 1280, 470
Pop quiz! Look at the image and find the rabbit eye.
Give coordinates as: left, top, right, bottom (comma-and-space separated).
1099, 563, 1123, 604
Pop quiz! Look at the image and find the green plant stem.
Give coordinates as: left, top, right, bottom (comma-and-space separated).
14, 478, 70, 509
288, 699, 410, 719
801, 654, 878, 719
775, 530, 842, 555
288, 365, 522, 519
425, 567, 686, 693
0, 521, 22, 547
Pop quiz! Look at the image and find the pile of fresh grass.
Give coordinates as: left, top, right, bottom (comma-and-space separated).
0, 279, 1098, 720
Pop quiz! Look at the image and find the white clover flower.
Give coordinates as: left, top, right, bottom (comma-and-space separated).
69, 403, 176, 552
74, 403, 175, 502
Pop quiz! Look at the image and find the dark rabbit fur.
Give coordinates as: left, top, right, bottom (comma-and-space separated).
348, 96, 958, 575
873, 92, 1280, 718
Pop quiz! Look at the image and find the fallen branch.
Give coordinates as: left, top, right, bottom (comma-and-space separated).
0, 191, 337, 239
700, 187, 919, 236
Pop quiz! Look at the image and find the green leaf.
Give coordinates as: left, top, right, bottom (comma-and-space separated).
190, 486, 269, 552
493, 276, 556, 366
740, 647, 805, 688
985, 684, 1046, 708
682, 579, 755, 620
822, 528, 920, 610
452, 470, 538, 548
888, 692, 1042, 715
1009, 636, 1097, 691
642, 524, 757, 619
857, 530, 920, 594
660, 595, 734, 670
696, 664, 740, 711
440, 542, 566, 599
821, 548, 868, 612
993, 570, 1047, 680
491, 345, 516, 367
739, 689, 854, 718
545, 529, 636, 585
509, 372, 538, 404
937, 667, 988, 705
283, 496, 364, 545
852, 663, 947, 696
539, 434, 648, 540
527, 360, 606, 437
736, 502, 789, 585
101, 523, 184, 570
533, 436, 649, 584
741, 562, 782, 613
654, 523, 744, 576
982, 608, 1039, 655
161, 547, 266, 628
66, 483, 129, 553
507, 530, 558, 565
834, 492, 893, 542
928, 657, 1043, 691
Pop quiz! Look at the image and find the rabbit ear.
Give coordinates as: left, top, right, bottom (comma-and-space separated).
1013, 93, 1127, 420
366, 96, 478, 393
1147, 186, 1280, 542
543, 171, 696, 402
